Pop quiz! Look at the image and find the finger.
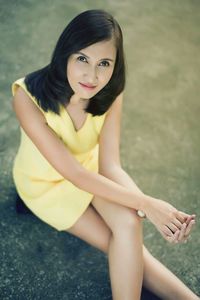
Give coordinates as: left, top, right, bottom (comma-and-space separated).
173, 230, 180, 243
158, 228, 170, 241
177, 211, 192, 223
178, 211, 196, 223
190, 214, 196, 219
172, 219, 183, 230
189, 214, 196, 219
176, 211, 187, 223
160, 230, 168, 240
185, 216, 192, 225
163, 225, 174, 237
166, 223, 180, 233
178, 223, 187, 241
185, 215, 196, 226
166, 236, 173, 243
167, 230, 180, 244
185, 219, 195, 237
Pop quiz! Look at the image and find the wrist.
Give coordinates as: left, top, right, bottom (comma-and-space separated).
138, 194, 153, 214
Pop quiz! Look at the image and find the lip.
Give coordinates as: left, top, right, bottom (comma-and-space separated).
79, 82, 97, 90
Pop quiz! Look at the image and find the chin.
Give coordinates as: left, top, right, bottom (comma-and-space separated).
79, 91, 99, 99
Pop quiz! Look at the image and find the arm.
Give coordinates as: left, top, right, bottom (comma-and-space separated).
12, 87, 147, 211
101, 164, 196, 241
98, 92, 144, 198
98, 92, 196, 242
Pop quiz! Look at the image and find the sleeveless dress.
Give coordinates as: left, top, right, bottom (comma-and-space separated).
11, 77, 107, 231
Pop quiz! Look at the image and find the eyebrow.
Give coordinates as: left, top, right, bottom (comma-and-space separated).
75, 51, 115, 62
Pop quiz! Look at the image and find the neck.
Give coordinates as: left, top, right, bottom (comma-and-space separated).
69, 94, 85, 105
67, 95, 89, 110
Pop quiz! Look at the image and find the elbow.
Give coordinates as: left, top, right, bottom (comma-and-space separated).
68, 166, 87, 187
99, 163, 122, 177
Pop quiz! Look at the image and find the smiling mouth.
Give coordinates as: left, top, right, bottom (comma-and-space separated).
79, 82, 97, 90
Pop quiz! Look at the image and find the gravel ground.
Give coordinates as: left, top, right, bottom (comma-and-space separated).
0, 0, 199, 299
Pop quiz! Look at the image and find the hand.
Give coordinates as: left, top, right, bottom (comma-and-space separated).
166, 216, 196, 244
143, 196, 196, 243
175, 214, 196, 244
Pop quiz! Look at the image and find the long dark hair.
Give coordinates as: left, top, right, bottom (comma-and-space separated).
24, 9, 126, 116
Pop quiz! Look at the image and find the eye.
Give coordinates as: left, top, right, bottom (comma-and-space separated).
77, 56, 87, 63
99, 60, 110, 67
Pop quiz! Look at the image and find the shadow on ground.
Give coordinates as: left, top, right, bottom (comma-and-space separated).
0, 191, 160, 300
1, 0, 200, 299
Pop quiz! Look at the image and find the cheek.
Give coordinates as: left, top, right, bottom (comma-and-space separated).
99, 69, 114, 86
67, 66, 78, 90
67, 62, 82, 81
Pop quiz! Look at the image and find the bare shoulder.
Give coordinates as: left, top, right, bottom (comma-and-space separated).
12, 86, 45, 124
101, 92, 123, 128
13, 85, 31, 105
106, 92, 123, 116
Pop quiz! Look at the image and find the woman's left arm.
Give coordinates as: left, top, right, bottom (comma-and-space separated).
99, 92, 146, 196
99, 93, 195, 242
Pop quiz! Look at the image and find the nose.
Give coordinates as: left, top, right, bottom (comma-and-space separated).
84, 66, 98, 85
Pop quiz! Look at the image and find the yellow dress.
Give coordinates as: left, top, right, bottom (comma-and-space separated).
11, 77, 107, 231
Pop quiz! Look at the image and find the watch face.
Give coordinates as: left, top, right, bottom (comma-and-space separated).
137, 210, 146, 218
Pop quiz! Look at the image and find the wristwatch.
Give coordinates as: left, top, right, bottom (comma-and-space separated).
137, 210, 146, 218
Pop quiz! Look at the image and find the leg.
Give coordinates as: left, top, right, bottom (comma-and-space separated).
66, 204, 111, 252
65, 199, 199, 300
91, 196, 143, 300
143, 246, 199, 300
92, 195, 198, 300
66, 199, 143, 300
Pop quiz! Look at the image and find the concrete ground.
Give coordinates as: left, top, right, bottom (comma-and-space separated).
0, 0, 199, 299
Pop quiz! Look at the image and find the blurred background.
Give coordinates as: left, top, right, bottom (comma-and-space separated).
0, 0, 199, 299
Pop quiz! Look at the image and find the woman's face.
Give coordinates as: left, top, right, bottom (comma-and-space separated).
67, 39, 116, 100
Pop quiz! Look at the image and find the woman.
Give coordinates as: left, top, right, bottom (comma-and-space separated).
12, 9, 199, 300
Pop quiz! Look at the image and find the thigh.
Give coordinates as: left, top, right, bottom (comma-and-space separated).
66, 204, 111, 253
91, 195, 141, 234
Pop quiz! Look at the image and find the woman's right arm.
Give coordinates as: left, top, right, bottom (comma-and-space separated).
12, 87, 148, 211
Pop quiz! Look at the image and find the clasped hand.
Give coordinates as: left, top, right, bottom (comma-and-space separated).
143, 197, 196, 244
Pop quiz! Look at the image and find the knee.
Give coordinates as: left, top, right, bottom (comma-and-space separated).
111, 209, 142, 236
